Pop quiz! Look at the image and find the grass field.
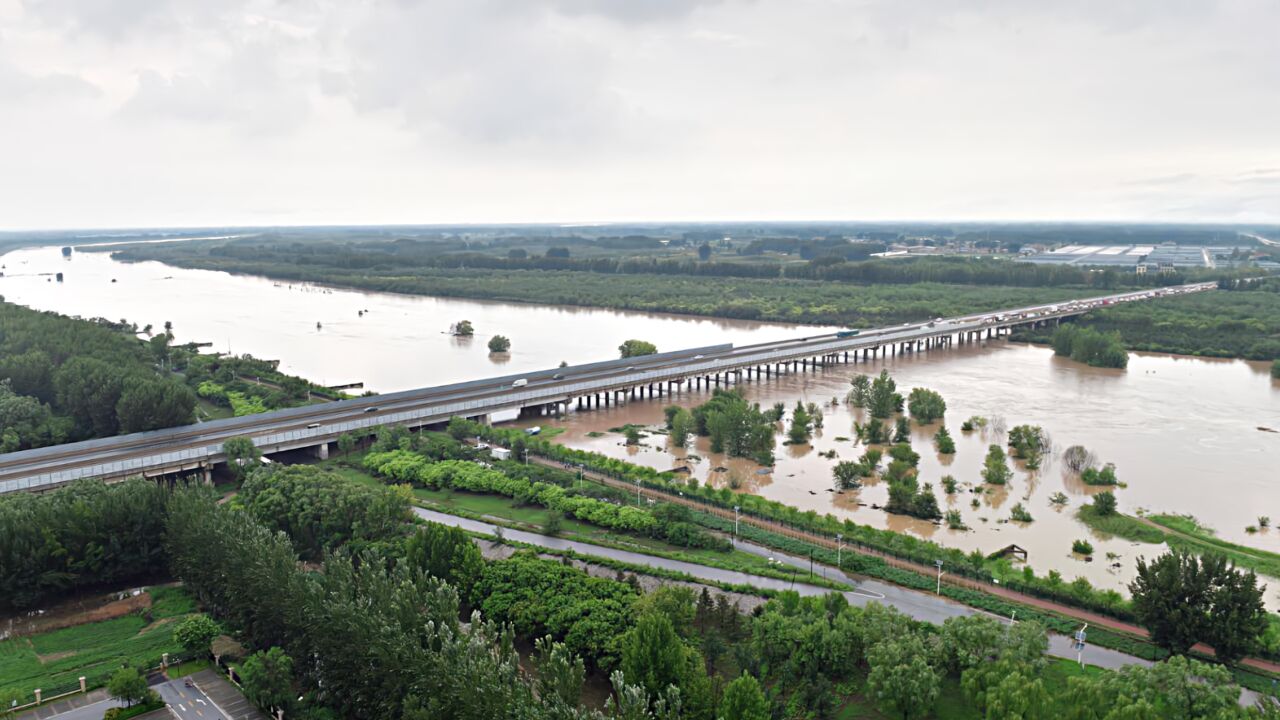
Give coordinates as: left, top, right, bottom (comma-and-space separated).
1148, 514, 1280, 579
1076, 506, 1280, 580
1076, 506, 1168, 544
0, 587, 197, 696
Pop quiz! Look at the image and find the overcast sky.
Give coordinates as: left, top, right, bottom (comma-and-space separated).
1, 0, 1277, 230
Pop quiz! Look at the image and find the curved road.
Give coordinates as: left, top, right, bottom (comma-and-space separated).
413, 507, 1146, 672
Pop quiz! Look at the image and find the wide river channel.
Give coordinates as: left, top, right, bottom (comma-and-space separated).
2, 243, 1278, 602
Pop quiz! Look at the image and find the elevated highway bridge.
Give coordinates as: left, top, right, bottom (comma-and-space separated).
0, 282, 1214, 494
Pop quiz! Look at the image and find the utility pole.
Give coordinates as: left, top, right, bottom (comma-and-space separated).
836, 533, 843, 568
935, 559, 945, 595
733, 505, 741, 541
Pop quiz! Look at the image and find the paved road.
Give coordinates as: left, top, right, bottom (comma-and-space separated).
155, 678, 226, 720
415, 508, 1142, 671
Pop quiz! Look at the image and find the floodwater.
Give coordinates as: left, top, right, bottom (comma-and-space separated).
511, 342, 1280, 600
2, 243, 1278, 601
0, 244, 841, 391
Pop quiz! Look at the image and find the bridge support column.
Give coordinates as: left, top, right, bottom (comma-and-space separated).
202, 465, 212, 486
314, 442, 329, 460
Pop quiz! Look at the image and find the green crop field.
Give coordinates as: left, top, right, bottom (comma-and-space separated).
0, 587, 196, 696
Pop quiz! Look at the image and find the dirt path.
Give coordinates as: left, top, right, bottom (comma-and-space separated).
528, 454, 1280, 676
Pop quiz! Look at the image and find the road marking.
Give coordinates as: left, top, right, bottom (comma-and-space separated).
196, 710, 204, 717
196, 699, 206, 705
179, 704, 187, 712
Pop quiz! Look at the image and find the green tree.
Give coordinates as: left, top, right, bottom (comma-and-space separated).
621, 612, 686, 700
336, 432, 357, 456
718, 673, 768, 720
222, 436, 260, 482
936, 615, 1005, 674
488, 335, 511, 353
404, 522, 485, 599
982, 444, 1012, 485
868, 370, 902, 419
240, 647, 295, 716
866, 635, 939, 720
1273, 359, 1280, 379
833, 461, 863, 490
983, 670, 1051, 720
172, 614, 221, 652
934, 426, 956, 454
787, 401, 812, 444
450, 320, 474, 336
893, 416, 910, 443
619, 340, 659, 358
115, 375, 196, 433
534, 637, 585, 713
107, 667, 149, 707
1092, 491, 1118, 516
697, 243, 712, 261
906, 388, 946, 423
669, 408, 694, 449
847, 374, 871, 407
1129, 550, 1268, 659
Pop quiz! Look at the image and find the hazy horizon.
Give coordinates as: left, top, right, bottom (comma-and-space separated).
2, 0, 1278, 229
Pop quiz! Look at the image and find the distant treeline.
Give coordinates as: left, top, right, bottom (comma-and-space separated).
1016, 279, 1280, 361
116, 241, 1212, 289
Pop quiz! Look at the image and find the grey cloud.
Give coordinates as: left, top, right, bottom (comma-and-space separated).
336, 1, 629, 147
117, 41, 310, 136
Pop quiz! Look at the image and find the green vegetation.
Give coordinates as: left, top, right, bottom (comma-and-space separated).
618, 339, 658, 358
488, 334, 511, 353
1062, 281, 1280, 361
1051, 324, 1129, 369
1072, 539, 1094, 556
111, 243, 1117, 328
0, 302, 195, 450
0, 479, 170, 612
1009, 503, 1034, 523
690, 389, 776, 465
0, 586, 197, 696
239, 464, 413, 559
934, 426, 955, 454
184, 353, 339, 417
906, 387, 946, 423
1007, 425, 1049, 470
450, 319, 474, 336
981, 445, 1011, 485
1273, 359, 1280, 378
786, 400, 814, 444
1130, 550, 1268, 661
1081, 463, 1120, 486
1147, 514, 1280, 580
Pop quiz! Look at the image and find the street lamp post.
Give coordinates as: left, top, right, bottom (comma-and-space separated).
935, 559, 945, 595
1074, 624, 1088, 669
635, 477, 641, 503
836, 533, 843, 568
734, 506, 741, 541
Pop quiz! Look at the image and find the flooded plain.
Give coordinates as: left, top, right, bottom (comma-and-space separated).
515, 341, 1280, 599
2, 242, 1278, 600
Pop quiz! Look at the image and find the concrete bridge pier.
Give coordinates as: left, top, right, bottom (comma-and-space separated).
313, 442, 329, 460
